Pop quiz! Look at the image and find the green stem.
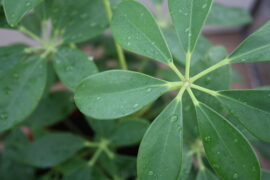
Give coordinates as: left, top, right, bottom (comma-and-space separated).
176, 87, 186, 101
190, 58, 230, 82
102, 0, 128, 70
190, 84, 218, 96
187, 88, 199, 106
185, 51, 192, 79
169, 62, 185, 81
84, 141, 99, 148
19, 26, 43, 43
197, 151, 205, 171
88, 148, 103, 167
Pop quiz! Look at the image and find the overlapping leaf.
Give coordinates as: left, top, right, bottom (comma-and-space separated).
137, 98, 183, 180
75, 70, 172, 119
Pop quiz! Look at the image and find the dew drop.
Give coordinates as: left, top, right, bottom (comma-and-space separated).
202, 4, 207, 9
170, 115, 178, 122
88, 56, 94, 61
217, 151, 221, 155
185, 28, 189, 32
127, 42, 131, 46
188, 33, 192, 37
204, 136, 211, 142
146, 88, 152, 92
96, 97, 101, 100
0, 112, 8, 121
133, 104, 139, 108
65, 65, 73, 71
233, 173, 238, 179
148, 171, 154, 176
26, 2, 31, 7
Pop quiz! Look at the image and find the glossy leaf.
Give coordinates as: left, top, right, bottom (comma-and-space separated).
137, 98, 183, 180
195, 103, 260, 180
169, 0, 213, 53
75, 70, 171, 119
111, 0, 172, 64
109, 118, 149, 146
24, 133, 86, 167
3, 0, 42, 25
51, 0, 108, 43
229, 21, 270, 63
25, 91, 75, 128
0, 50, 47, 132
196, 169, 219, 180
207, 3, 251, 27
217, 90, 270, 142
53, 48, 98, 91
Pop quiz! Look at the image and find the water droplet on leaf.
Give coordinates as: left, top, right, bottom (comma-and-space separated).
148, 171, 154, 176
233, 173, 238, 179
170, 115, 178, 122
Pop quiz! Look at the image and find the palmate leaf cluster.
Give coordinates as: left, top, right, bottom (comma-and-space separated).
0, 0, 270, 180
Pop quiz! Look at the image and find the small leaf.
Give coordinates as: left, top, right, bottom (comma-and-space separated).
53, 48, 98, 91
3, 0, 42, 25
0, 50, 47, 132
169, 0, 213, 53
24, 133, 86, 167
75, 70, 171, 119
217, 90, 270, 142
25, 91, 75, 128
195, 103, 260, 180
196, 169, 219, 180
228, 21, 270, 63
109, 118, 149, 146
137, 98, 183, 180
51, 0, 108, 43
207, 2, 251, 27
111, 0, 173, 64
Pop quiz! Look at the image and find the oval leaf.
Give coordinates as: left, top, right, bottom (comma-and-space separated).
228, 21, 270, 63
111, 0, 172, 64
195, 103, 260, 180
169, 0, 213, 53
51, 0, 108, 43
75, 70, 171, 119
217, 90, 270, 142
137, 98, 183, 180
53, 48, 98, 91
3, 0, 42, 25
24, 133, 86, 167
0, 53, 47, 132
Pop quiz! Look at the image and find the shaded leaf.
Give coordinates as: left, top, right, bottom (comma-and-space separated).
75, 70, 171, 119
53, 48, 98, 90
137, 98, 183, 180
111, 0, 172, 64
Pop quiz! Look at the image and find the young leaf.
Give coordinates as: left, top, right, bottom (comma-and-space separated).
75, 70, 172, 119
207, 3, 251, 27
24, 133, 86, 167
217, 90, 270, 142
137, 98, 183, 180
0, 52, 47, 132
25, 91, 75, 128
111, 0, 173, 64
228, 21, 270, 63
53, 48, 98, 91
51, 0, 108, 43
196, 169, 219, 180
195, 103, 260, 180
3, 0, 42, 25
109, 118, 149, 146
168, 0, 213, 53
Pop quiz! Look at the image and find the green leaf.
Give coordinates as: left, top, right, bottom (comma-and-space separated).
24, 132, 86, 167
168, 0, 213, 53
64, 164, 92, 180
196, 169, 219, 180
179, 148, 193, 180
195, 103, 260, 180
3, 0, 42, 25
262, 170, 270, 180
207, 3, 251, 27
53, 48, 98, 91
25, 91, 75, 128
75, 70, 171, 119
0, 49, 47, 132
109, 118, 149, 146
0, 6, 9, 28
229, 21, 270, 63
137, 98, 183, 180
51, 0, 108, 43
111, 0, 173, 64
217, 90, 270, 142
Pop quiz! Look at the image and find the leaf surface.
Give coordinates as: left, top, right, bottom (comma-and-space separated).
137, 98, 183, 180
